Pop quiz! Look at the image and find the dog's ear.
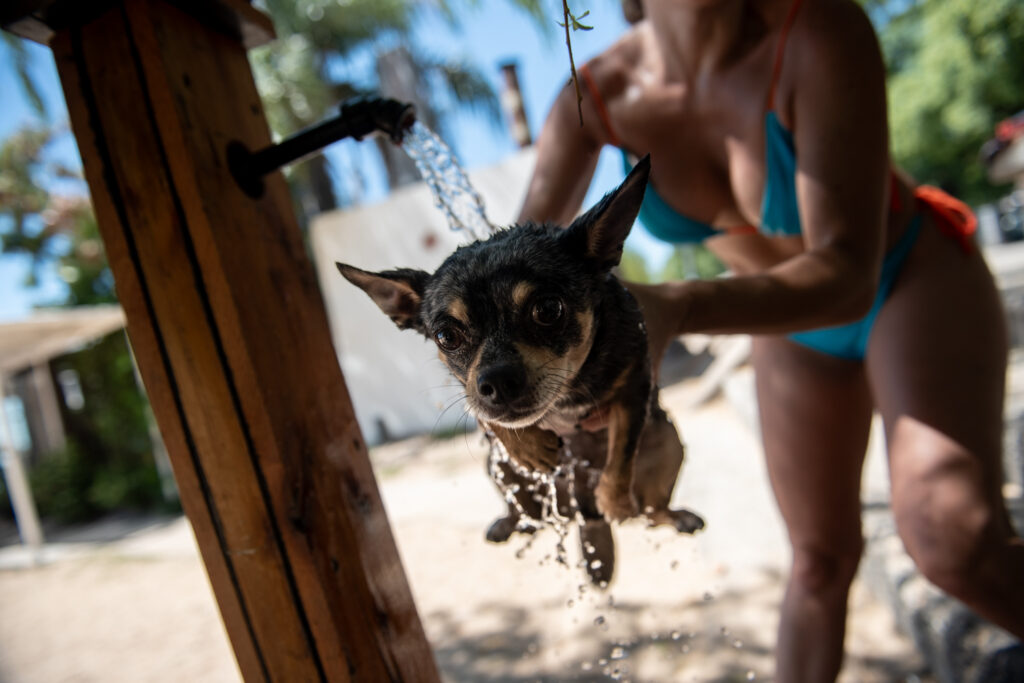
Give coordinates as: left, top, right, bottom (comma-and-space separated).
336, 263, 429, 332
564, 154, 650, 270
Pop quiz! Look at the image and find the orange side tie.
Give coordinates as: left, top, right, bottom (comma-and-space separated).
914, 185, 977, 254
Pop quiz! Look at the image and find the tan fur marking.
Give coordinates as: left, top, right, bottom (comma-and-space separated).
565, 310, 595, 371
447, 298, 469, 325
464, 342, 487, 396
438, 350, 464, 381
512, 282, 533, 309
509, 309, 597, 414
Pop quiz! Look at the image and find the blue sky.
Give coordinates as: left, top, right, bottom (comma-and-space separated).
0, 1, 673, 320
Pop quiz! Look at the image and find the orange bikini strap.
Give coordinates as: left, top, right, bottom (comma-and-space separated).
578, 62, 622, 148
915, 186, 977, 254
766, 0, 806, 111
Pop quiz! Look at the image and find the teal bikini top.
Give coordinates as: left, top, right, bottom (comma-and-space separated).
581, 0, 807, 243
627, 110, 802, 243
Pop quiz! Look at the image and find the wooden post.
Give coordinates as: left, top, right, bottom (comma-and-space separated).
3, 1, 440, 680
0, 376, 46, 561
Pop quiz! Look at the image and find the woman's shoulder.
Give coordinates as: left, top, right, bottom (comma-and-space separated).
786, 0, 881, 64
580, 23, 648, 102
777, 0, 885, 114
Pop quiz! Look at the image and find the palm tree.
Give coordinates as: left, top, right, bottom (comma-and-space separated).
252, 0, 548, 214
1, 32, 47, 119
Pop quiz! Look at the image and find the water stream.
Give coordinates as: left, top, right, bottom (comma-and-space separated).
395, 123, 725, 680
400, 121, 497, 242
399, 122, 586, 572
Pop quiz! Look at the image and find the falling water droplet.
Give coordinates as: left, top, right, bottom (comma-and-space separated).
399, 121, 495, 241
746, 671, 757, 681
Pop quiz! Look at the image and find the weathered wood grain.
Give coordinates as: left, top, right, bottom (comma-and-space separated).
48, 1, 439, 680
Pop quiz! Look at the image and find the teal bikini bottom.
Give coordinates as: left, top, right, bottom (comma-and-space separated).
787, 214, 922, 360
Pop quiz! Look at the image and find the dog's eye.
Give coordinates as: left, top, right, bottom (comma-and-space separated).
434, 326, 464, 351
531, 297, 564, 326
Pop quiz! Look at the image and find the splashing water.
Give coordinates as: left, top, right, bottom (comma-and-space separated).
400, 122, 614, 582
486, 436, 583, 572
401, 121, 496, 241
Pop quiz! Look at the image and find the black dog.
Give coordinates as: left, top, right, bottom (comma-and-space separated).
338, 155, 703, 584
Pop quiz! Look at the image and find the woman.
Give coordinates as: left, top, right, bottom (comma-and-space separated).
517, 0, 1024, 679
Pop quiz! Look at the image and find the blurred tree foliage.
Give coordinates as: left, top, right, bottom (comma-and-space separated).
617, 246, 651, 283
251, 0, 548, 214
863, 0, 1024, 203
0, 128, 165, 523
0, 126, 113, 302
660, 245, 726, 282
31, 332, 168, 523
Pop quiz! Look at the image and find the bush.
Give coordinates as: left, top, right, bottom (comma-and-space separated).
29, 441, 98, 524
24, 331, 175, 525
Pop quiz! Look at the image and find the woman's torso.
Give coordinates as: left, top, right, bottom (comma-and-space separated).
581, 2, 916, 275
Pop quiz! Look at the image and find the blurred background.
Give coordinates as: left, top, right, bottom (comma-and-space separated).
1, 1, 1023, 681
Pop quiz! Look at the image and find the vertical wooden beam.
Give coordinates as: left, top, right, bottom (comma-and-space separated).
27, 362, 67, 459
47, 1, 439, 680
0, 375, 46, 559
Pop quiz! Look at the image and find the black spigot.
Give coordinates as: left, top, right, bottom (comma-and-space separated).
229, 96, 416, 198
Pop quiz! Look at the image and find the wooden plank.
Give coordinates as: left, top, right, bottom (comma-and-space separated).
2, 0, 273, 48
49, 1, 439, 680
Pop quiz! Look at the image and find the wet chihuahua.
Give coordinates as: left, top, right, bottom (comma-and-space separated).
337, 155, 703, 543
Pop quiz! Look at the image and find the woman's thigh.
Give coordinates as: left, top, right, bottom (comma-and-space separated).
752, 336, 874, 555
867, 215, 1011, 556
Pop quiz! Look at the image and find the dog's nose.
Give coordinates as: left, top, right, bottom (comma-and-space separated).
476, 363, 526, 406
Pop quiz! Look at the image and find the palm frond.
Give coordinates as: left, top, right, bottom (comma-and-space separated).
2, 33, 47, 119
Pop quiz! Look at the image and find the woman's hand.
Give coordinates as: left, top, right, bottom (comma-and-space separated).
622, 280, 691, 381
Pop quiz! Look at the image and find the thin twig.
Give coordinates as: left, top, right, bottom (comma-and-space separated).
561, 0, 584, 127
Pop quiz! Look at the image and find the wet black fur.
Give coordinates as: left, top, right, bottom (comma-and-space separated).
337, 155, 705, 585
411, 222, 650, 418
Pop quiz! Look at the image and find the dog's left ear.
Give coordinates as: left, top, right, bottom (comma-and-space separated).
565, 154, 650, 270
336, 263, 429, 332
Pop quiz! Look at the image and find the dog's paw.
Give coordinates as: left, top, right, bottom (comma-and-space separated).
485, 516, 518, 543
485, 516, 537, 543
595, 475, 637, 523
670, 509, 705, 534
645, 507, 706, 534
671, 509, 704, 536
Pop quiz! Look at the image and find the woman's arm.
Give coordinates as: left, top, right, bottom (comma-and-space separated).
649, 0, 890, 338
517, 78, 606, 225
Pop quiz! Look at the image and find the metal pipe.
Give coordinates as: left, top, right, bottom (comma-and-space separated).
229, 96, 416, 198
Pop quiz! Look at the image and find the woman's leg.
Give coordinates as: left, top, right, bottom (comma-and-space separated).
753, 337, 874, 682
867, 217, 1024, 637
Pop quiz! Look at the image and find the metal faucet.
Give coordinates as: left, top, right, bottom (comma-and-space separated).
229, 96, 416, 198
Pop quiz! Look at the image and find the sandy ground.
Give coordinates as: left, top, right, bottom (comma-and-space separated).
0, 379, 930, 682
